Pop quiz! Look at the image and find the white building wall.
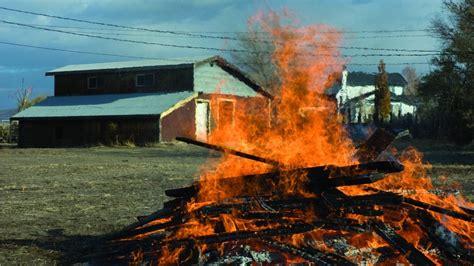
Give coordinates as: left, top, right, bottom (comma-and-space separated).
193, 63, 258, 97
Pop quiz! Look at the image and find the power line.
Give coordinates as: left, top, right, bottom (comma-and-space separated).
0, 19, 249, 53
0, 6, 434, 43
0, 24, 437, 43
17, 23, 430, 36
0, 40, 163, 60
0, 19, 447, 58
0, 6, 238, 41
345, 34, 435, 39
0, 6, 440, 54
0, 22, 439, 53
0, 6, 429, 34
0, 40, 433, 66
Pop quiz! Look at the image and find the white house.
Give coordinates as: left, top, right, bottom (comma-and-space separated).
326, 70, 416, 123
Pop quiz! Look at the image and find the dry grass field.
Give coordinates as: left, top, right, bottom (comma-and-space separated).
0, 140, 472, 264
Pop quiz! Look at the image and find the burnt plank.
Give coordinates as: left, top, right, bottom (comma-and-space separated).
103, 207, 175, 240
362, 189, 474, 222
262, 239, 356, 265
402, 197, 474, 222
321, 191, 403, 209
153, 222, 317, 249
165, 185, 198, 198
176, 137, 281, 166
164, 161, 403, 199
412, 208, 474, 262
371, 221, 436, 266
354, 127, 397, 162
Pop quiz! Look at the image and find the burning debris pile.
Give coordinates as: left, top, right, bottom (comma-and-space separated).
82, 130, 473, 265
81, 11, 473, 265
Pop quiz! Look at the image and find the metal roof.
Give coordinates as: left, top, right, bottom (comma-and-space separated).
343, 91, 416, 106
347, 72, 408, 87
46, 55, 217, 75
11, 91, 197, 120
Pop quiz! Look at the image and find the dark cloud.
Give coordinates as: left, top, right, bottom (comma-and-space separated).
0, 0, 444, 109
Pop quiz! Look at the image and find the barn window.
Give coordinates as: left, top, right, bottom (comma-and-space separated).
88, 76, 104, 89
136, 73, 154, 87
88, 76, 97, 89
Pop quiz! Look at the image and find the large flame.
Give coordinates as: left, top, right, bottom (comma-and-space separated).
153, 10, 473, 264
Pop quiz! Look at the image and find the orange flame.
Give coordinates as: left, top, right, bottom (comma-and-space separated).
141, 9, 473, 265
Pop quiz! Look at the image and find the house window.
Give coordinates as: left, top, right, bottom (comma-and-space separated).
88, 76, 98, 89
136, 73, 154, 87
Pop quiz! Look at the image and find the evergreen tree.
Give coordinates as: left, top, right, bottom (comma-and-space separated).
374, 60, 391, 124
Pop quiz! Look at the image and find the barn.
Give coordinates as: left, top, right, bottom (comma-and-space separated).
11, 56, 271, 147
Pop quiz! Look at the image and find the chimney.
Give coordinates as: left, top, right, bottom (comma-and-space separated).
341, 66, 348, 90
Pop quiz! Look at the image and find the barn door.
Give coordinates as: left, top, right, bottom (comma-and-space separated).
195, 101, 210, 141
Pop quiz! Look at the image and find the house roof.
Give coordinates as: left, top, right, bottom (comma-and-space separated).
342, 91, 416, 106
325, 81, 342, 96
347, 72, 408, 87
45, 55, 217, 75
11, 91, 197, 120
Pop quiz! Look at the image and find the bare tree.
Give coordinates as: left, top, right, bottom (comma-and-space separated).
231, 32, 278, 93
402, 66, 419, 96
15, 86, 46, 112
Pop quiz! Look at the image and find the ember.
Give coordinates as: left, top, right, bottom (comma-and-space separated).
82, 10, 473, 265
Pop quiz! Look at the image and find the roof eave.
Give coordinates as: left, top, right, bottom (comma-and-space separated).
11, 114, 162, 121
46, 63, 195, 76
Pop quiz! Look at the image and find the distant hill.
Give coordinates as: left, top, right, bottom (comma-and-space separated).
0, 108, 16, 121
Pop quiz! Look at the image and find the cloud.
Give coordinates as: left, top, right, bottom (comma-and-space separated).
0, 0, 446, 109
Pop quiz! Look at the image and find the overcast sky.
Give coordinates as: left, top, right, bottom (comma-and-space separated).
0, 0, 445, 109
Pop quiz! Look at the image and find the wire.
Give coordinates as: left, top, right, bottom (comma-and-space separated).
0, 6, 435, 43
0, 6, 238, 41
0, 6, 430, 35
0, 40, 165, 60
0, 19, 448, 58
0, 22, 439, 53
0, 40, 433, 66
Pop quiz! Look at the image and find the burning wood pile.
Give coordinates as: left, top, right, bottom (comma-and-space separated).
79, 11, 473, 265
81, 129, 473, 265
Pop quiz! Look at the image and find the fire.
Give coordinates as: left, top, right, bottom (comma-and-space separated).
117, 10, 474, 265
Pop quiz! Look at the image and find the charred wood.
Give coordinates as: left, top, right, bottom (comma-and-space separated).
176, 137, 281, 166
261, 239, 356, 265
354, 128, 397, 162
401, 197, 474, 222
164, 222, 316, 248
412, 208, 474, 262
164, 161, 403, 199
371, 221, 436, 266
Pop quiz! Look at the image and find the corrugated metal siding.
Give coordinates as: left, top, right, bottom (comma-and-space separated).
18, 118, 160, 147
193, 63, 258, 97
54, 67, 193, 96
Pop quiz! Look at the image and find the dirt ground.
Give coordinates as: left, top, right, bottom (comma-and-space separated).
0, 140, 472, 264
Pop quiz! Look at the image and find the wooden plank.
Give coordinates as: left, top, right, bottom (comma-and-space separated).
371, 221, 436, 266
176, 137, 281, 166
354, 128, 396, 162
